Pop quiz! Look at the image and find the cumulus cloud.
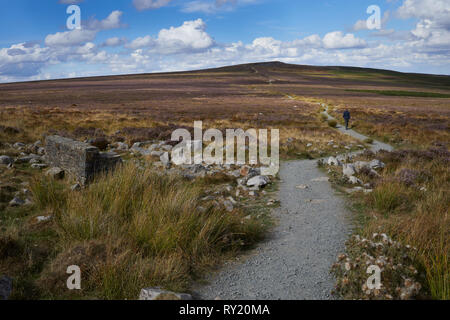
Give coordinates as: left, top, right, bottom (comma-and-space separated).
133, 0, 172, 11
45, 11, 124, 47
86, 11, 124, 30
323, 32, 367, 49
45, 29, 97, 47
397, 0, 450, 50
127, 19, 215, 53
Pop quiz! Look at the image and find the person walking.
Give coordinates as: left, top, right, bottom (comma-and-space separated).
343, 109, 351, 130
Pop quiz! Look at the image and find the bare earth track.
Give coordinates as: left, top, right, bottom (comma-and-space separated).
194, 108, 392, 300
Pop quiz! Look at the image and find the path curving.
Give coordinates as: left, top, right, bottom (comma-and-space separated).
193, 105, 392, 300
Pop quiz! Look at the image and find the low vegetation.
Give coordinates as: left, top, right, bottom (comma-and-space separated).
327, 147, 449, 299
2, 163, 267, 299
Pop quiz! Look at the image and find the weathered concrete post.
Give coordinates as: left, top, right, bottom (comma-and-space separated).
45, 135, 122, 184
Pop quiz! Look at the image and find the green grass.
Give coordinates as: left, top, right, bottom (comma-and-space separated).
346, 89, 450, 98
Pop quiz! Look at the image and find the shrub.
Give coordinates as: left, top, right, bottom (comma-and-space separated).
364, 138, 374, 144
370, 182, 406, 214
328, 120, 338, 128
331, 233, 425, 300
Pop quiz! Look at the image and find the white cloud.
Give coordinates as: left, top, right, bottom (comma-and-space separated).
86, 11, 124, 30
127, 35, 155, 49
45, 29, 97, 47
45, 10, 124, 47
127, 19, 215, 53
133, 0, 172, 11
323, 32, 367, 49
102, 37, 127, 47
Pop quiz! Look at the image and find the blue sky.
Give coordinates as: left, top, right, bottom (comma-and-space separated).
0, 0, 449, 82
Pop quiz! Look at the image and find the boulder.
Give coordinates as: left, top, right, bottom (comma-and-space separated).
46, 167, 65, 180
0, 276, 12, 300
139, 288, 192, 301
246, 175, 270, 188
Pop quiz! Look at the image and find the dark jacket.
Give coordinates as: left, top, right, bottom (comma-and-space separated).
343, 110, 351, 120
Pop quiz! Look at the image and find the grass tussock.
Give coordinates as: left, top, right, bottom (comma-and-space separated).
328, 120, 338, 128
31, 163, 267, 299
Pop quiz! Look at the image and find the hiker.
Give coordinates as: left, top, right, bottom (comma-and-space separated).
343, 109, 351, 130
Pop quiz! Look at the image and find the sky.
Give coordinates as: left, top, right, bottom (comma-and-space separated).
0, 0, 449, 83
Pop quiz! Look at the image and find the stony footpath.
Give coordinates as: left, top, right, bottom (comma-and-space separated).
193, 104, 393, 300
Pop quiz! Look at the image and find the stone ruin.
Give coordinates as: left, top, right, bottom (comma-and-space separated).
45, 135, 122, 184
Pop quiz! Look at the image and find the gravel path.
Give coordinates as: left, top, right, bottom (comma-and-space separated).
193, 106, 392, 300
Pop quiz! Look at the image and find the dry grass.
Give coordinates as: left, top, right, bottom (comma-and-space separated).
27, 163, 267, 299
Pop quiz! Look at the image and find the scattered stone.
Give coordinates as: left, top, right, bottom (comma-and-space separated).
327, 156, 341, 166
246, 175, 270, 188
223, 200, 234, 212
37, 147, 46, 155
36, 215, 52, 222
0, 155, 13, 165
71, 183, 81, 191
139, 288, 192, 301
31, 163, 48, 169
9, 197, 25, 207
0, 276, 12, 300
370, 159, 385, 169
343, 164, 356, 177
150, 150, 164, 157
13, 142, 25, 149
348, 176, 362, 185
306, 143, 313, 148
296, 184, 309, 190
46, 167, 65, 180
